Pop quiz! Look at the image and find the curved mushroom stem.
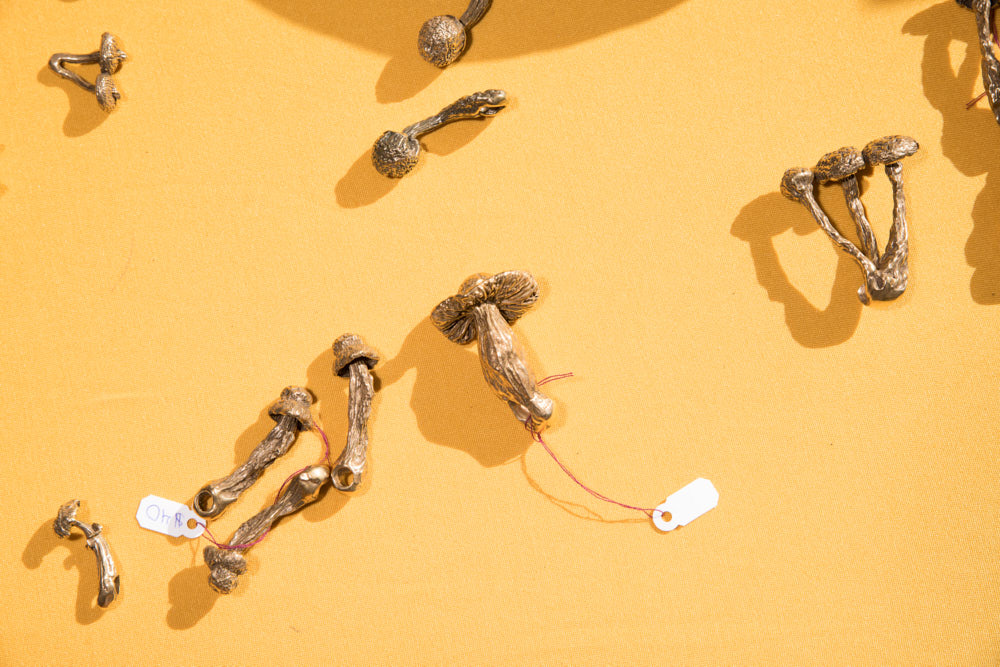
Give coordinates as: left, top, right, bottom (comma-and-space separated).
471, 302, 553, 431
331, 361, 375, 492
204, 465, 330, 594
840, 177, 881, 263
794, 180, 878, 278
195, 414, 303, 519
459, 0, 493, 28
971, 0, 1000, 125
48, 52, 101, 93
53, 502, 120, 608
880, 162, 910, 274
402, 90, 507, 139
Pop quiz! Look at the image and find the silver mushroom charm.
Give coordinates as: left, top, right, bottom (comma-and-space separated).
330, 334, 380, 492
194, 387, 313, 519
48, 33, 127, 113
371, 89, 507, 178
418, 0, 493, 67
780, 135, 919, 305
54, 500, 120, 608
432, 271, 553, 431
203, 465, 330, 594
957, 0, 1000, 126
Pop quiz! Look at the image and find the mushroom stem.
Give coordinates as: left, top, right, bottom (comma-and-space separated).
840, 176, 880, 263
880, 162, 910, 273
471, 302, 553, 430
331, 361, 375, 492
972, 0, 1000, 125
459, 0, 493, 28
53, 501, 120, 608
402, 90, 507, 139
48, 52, 101, 93
204, 465, 330, 594
796, 182, 878, 277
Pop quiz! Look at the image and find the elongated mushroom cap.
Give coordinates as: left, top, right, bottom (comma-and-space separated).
99, 32, 127, 74
418, 15, 467, 68
332, 333, 380, 377
780, 167, 815, 202
372, 130, 421, 178
268, 386, 313, 430
814, 147, 865, 183
862, 135, 919, 166
431, 271, 540, 344
95, 73, 120, 113
54, 500, 81, 538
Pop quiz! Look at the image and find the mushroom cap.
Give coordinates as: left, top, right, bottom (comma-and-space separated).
95, 73, 120, 113
371, 131, 421, 178
780, 167, 815, 201
418, 15, 467, 68
862, 135, 919, 166
813, 146, 865, 183
54, 500, 81, 538
332, 333, 380, 377
204, 546, 247, 594
431, 270, 540, 344
99, 32, 127, 74
268, 386, 313, 430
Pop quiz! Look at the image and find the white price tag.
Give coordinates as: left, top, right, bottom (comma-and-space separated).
136, 495, 205, 538
652, 478, 719, 532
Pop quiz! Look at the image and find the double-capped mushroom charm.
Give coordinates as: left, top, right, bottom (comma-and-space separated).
330, 334, 380, 492
418, 0, 493, 67
371, 89, 507, 178
49, 33, 127, 113
432, 271, 553, 431
957, 0, 1000, 126
781, 135, 919, 305
194, 387, 313, 519
54, 500, 120, 608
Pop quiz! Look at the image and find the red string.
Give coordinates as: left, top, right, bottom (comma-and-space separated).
968, 6, 1000, 109
526, 372, 658, 519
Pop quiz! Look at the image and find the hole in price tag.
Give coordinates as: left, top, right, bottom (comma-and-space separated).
652, 478, 719, 532
136, 495, 205, 538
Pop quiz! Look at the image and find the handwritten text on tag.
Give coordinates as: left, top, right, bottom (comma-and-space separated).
136, 495, 205, 538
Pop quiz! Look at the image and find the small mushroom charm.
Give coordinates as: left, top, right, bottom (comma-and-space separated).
431, 271, 553, 431
53, 500, 120, 608
48, 33, 128, 112
194, 387, 313, 519
780, 135, 919, 305
330, 334, 380, 492
418, 0, 493, 67
203, 465, 330, 594
371, 89, 507, 178
957, 0, 1000, 126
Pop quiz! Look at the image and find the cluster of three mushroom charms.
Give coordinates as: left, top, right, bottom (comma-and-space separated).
781, 135, 919, 305
197, 335, 379, 594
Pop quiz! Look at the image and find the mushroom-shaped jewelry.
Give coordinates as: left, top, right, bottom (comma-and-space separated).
431, 271, 553, 431
203, 465, 330, 594
48, 33, 127, 113
194, 387, 313, 519
330, 334, 379, 492
418, 0, 493, 67
53, 500, 120, 608
371, 89, 507, 178
957, 0, 1000, 126
780, 135, 919, 305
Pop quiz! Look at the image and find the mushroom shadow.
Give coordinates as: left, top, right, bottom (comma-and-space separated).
904, 2, 1000, 304
378, 317, 532, 467
251, 0, 688, 102
731, 192, 864, 348
23, 520, 108, 624
166, 564, 218, 629
335, 149, 400, 209
37, 65, 108, 138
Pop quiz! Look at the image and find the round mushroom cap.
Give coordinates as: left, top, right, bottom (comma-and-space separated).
862, 135, 919, 166
95, 73, 120, 113
372, 131, 421, 178
813, 147, 865, 183
99, 32, 127, 74
418, 15, 467, 68
54, 500, 81, 538
332, 333, 380, 377
204, 546, 247, 594
780, 167, 815, 201
268, 386, 313, 430
431, 270, 540, 344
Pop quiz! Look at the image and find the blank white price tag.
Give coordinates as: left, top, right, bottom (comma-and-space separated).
652, 478, 718, 532
136, 495, 205, 538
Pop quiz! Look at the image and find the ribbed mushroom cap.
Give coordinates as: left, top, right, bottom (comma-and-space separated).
418, 15, 467, 68
95, 73, 120, 113
204, 546, 247, 594
862, 135, 919, 166
780, 167, 815, 201
54, 500, 81, 538
99, 32, 127, 74
814, 147, 865, 183
268, 386, 313, 430
431, 271, 540, 344
372, 131, 421, 178
332, 333, 380, 377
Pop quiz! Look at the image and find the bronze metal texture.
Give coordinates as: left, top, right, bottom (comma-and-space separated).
48, 33, 127, 112
418, 0, 493, 67
958, 0, 1000, 126
53, 500, 120, 608
330, 334, 379, 492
